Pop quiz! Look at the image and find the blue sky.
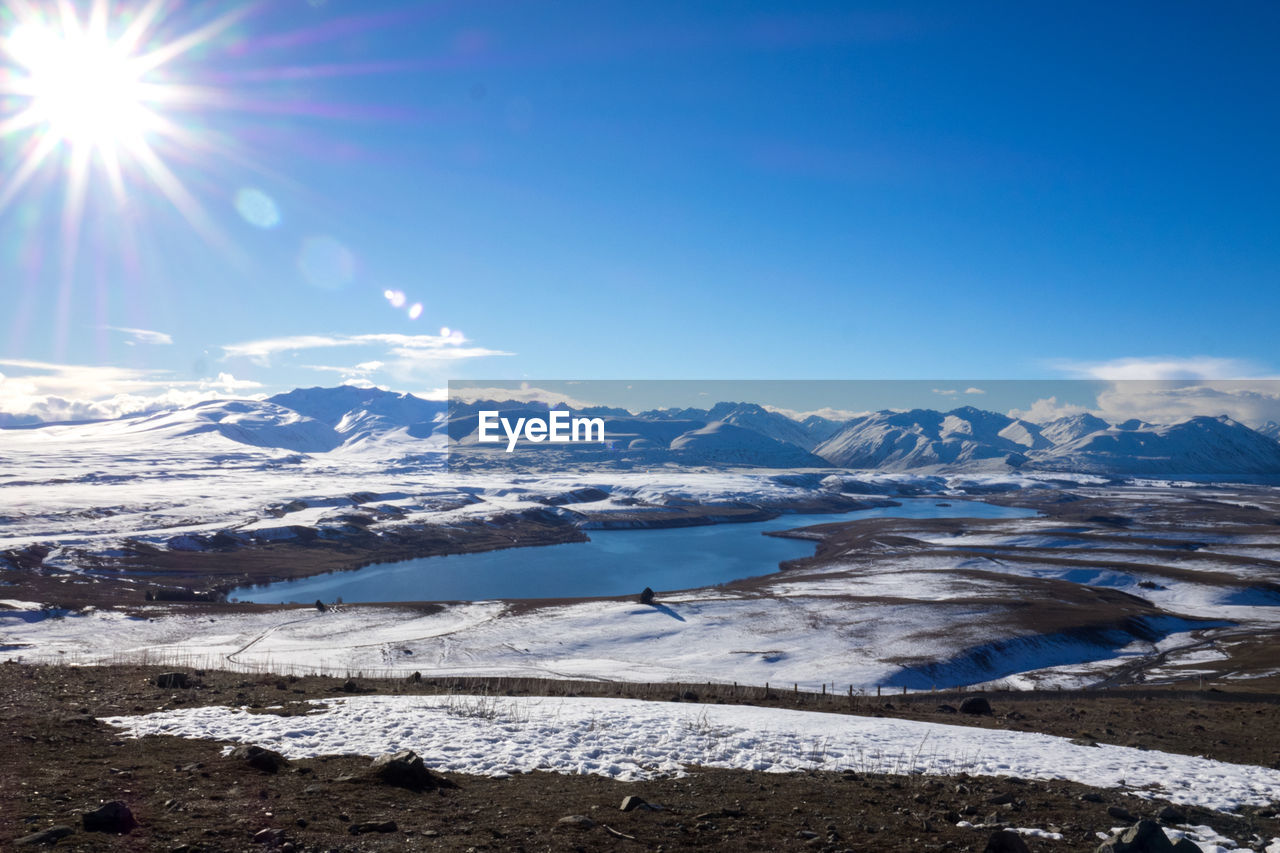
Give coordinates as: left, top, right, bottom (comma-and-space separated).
1, 1, 1278, 419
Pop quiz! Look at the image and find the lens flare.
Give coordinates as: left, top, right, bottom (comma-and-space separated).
298, 235, 356, 291
0, 0, 254, 245
7, 21, 147, 148
0, 1, 436, 356
234, 188, 281, 229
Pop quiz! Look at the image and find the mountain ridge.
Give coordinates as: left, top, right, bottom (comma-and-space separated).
4, 385, 1279, 478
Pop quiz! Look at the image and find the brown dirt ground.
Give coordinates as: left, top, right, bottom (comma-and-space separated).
3, 664, 1280, 852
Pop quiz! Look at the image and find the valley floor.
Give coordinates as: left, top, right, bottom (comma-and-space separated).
5, 480, 1280, 693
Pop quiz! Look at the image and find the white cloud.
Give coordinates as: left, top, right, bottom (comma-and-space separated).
964, 387, 985, 395
1049, 356, 1267, 381
1011, 383, 1280, 429
222, 331, 513, 395
762, 404, 869, 422
0, 359, 262, 423
1008, 396, 1091, 424
221, 334, 365, 362
222, 332, 512, 366
302, 360, 387, 388
446, 384, 595, 408
102, 325, 174, 345
1016, 356, 1280, 428
1092, 383, 1280, 428
931, 388, 958, 397
413, 386, 449, 402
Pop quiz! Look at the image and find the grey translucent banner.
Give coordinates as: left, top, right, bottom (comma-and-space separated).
445, 379, 1280, 479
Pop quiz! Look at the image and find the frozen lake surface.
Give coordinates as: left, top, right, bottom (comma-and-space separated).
233, 499, 1036, 604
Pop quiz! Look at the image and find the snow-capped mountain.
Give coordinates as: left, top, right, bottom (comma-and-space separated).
668, 420, 827, 467
4, 386, 1279, 478
31, 399, 346, 453
1040, 412, 1111, 446
0, 388, 447, 457
267, 386, 445, 444
812, 407, 1046, 470
1037, 415, 1280, 476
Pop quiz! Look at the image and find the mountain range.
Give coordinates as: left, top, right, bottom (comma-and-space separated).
5, 386, 1280, 478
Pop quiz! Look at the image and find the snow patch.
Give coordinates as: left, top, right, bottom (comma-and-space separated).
100, 694, 1280, 813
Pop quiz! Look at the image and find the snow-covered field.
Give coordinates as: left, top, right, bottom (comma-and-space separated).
101, 693, 1280, 816
4, 389, 1280, 695
0, 587, 1258, 692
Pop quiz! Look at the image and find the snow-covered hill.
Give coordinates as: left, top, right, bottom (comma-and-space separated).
813, 407, 1044, 470
705, 402, 828, 451
267, 386, 445, 445
15, 400, 345, 454
1037, 415, 1280, 476
668, 420, 827, 467
1040, 412, 1111, 446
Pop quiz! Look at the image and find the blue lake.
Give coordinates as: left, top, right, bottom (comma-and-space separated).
232, 498, 1037, 604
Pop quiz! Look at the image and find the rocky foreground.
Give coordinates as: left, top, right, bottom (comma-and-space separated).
3, 664, 1279, 852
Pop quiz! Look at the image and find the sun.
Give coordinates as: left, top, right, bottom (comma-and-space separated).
5, 18, 151, 151
0, 0, 253, 246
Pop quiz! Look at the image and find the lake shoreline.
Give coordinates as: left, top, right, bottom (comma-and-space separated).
1, 494, 909, 609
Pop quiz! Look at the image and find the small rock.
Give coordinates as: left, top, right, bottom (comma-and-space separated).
348, 820, 398, 835
1080, 792, 1105, 803
252, 828, 285, 845
937, 703, 957, 713
1170, 840, 1200, 853
369, 749, 450, 790
1156, 805, 1186, 824
230, 745, 288, 773
154, 672, 190, 689
15, 825, 75, 846
987, 792, 1015, 805
620, 795, 647, 812
984, 829, 1031, 853
1107, 805, 1136, 822
557, 815, 595, 829
639, 586, 655, 605
959, 695, 993, 715
82, 801, 137, 834
1096, 819, 1175, 852
341, 679, 359, 693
